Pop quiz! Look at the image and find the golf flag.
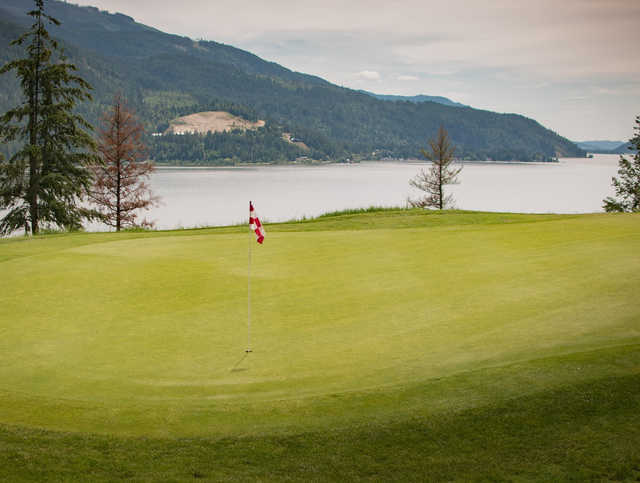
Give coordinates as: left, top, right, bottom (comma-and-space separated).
249, 201, 265, 244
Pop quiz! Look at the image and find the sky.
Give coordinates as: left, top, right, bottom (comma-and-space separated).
72, 0, 640, 142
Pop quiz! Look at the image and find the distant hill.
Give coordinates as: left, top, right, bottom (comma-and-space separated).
611, 142, 635, 154
575, 140, 626, 153
0, 0, 585, 164
358, 91, 467, 108
575, 140, 636, 155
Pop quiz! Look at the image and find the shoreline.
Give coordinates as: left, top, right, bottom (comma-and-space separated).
153, 158, 575, 169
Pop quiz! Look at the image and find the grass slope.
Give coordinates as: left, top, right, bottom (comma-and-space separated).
0, 209, 638, 480
2, 371, 639, 481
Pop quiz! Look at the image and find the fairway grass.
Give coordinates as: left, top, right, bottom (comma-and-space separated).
0, 209, 638, 480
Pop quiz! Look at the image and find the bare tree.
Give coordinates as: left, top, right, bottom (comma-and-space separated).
89, 95, 159, 231
408, 126, 461, 209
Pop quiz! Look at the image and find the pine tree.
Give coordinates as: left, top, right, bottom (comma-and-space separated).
603, 116, 640, 213
0, 0, 97, 235
408, 126, 462, 210
89, 95, 159, 231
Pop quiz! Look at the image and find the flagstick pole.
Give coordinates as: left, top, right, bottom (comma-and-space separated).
247, 201, 252, 353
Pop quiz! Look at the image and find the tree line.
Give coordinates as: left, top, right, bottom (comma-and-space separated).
150, 125, 307, 165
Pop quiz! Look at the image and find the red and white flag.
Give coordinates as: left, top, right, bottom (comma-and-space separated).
249, 201, 265, 244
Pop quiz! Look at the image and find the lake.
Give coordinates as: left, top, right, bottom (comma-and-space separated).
125, 154, 620, 231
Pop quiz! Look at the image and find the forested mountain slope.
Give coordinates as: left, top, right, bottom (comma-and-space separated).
359, 91, 468, 108
0, 0, 585, 163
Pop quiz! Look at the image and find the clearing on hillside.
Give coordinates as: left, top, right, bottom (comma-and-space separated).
282, 132, 310, 151
165, 110, 265, 135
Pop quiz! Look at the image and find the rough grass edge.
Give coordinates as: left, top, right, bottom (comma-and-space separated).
0, 207, 615, 243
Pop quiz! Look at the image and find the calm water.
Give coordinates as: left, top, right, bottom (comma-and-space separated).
124, 154, 620, 231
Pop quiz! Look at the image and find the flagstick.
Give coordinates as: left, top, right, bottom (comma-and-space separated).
246, 201, 252, 353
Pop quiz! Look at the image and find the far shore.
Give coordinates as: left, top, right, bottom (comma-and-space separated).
152, 156, 592, 169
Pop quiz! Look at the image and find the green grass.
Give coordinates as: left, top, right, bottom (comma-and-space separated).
0, 209, 638, 480
2, 369, 639, 481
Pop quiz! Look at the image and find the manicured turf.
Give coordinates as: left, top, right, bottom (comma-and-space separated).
0, 209, 638, 480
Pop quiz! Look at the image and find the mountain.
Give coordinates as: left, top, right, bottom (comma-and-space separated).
611, 142, 635, 154
575, 140, 636, 155
0, 0, 585, 164
359, 91, 467, 108
575, 140, 626, 153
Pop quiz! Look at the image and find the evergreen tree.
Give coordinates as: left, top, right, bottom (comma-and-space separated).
603, 116, 640, 213
89, 95, 159, 231
0, 0, 96, 235
409, 126, 462, 209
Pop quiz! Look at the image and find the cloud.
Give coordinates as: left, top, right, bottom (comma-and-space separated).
397, 75, 419, 81
355, 70, 381, 81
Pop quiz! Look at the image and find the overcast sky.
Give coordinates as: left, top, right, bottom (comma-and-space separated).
73, 0, 640, 142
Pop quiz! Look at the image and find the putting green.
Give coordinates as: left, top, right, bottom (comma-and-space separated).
0, 211, 638, 437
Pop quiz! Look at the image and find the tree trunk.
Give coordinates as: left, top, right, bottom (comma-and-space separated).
116, 168, 121, 231
439, 159, 443, 210
28, 15, 43, 235
115, 102, 121, 231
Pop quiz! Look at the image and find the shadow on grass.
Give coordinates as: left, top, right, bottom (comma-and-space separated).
230, 353, 249, 372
